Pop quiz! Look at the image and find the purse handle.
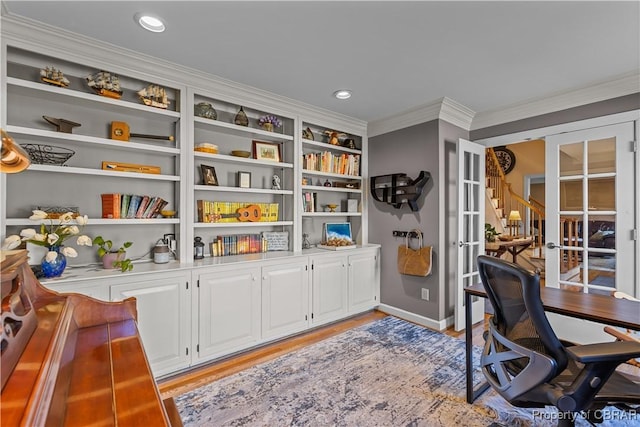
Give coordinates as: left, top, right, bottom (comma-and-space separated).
405, 229, 423, 250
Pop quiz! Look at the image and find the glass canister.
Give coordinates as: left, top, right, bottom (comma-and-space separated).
153, 239, 170, 264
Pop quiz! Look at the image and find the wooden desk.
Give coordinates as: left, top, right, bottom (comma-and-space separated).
485, 237, 533, 263
464, 283, 640, 403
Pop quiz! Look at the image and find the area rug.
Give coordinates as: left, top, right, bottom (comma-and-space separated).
175, 316, 638, 427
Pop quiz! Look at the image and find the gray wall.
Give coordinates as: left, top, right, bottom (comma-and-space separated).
471, 93, 640, 140
368, 120, 441, 320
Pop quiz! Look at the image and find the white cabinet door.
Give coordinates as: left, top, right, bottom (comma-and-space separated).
196, 267, 261, 363
110, 271, 191, 377
43, 281, 110, 301
261, 261, 309, 340
311, 255, 348, 325
348, 249, 379, 314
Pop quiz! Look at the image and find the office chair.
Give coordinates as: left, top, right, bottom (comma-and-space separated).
476, 255, 640, 427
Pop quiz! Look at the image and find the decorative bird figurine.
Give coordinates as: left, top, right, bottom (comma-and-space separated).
324, 130, 346, 145
43, 116, 81, 133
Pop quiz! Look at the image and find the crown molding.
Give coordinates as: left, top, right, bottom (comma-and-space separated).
439, 97, 475, 131
471, 71, 640, 131
367, 96, 476, 137
0, 15, 367, 133
368, 98, 445, 137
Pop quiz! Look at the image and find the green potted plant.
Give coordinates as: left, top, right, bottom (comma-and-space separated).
485, 223, 501, 242
93, 236, 133, 272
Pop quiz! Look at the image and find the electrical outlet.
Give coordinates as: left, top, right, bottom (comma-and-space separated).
421, 288, 429, 301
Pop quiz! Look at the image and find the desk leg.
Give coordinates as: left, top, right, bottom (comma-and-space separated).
465, 290, 490, 403
465, 290, 474, 403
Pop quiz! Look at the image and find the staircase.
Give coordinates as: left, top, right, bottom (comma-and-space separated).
485, 147, 546, 274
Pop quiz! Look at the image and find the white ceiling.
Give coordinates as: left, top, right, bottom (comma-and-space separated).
2, 1, 639, 123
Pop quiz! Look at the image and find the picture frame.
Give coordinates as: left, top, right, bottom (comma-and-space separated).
261, 231, 289, 251
200, 164, 218, 185
238, 171, 251, 188
252, 140, 281, 162
320, 222, 356, 250
324, 222, 353, 242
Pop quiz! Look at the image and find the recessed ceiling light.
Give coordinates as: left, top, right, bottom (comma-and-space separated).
135, 13, 165, 33
333, 90, 352, 100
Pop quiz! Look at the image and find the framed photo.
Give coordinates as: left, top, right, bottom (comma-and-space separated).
238, 171, 251, 188
200, 164, 218, 185
324, 222, 353, 242
252, 140, 281, 162
319, 222, 356, 250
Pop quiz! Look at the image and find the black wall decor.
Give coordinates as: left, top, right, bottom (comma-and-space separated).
493, 146, 516, 174
370, 170, 431, 212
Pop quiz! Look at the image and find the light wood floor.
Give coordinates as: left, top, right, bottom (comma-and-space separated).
158, 310, 487, 400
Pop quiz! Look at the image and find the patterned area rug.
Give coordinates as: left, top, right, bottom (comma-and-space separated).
176, 316, 638, 426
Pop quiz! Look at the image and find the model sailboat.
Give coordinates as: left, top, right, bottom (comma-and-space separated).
40, 66, 70, 87
137, 84, 170, 109
86, 71, 122, 99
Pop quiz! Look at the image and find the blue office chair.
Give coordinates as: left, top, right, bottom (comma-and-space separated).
476, 255, 640, 427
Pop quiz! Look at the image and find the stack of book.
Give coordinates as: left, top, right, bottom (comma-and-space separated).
302, 192, 318, 212
210, 234, 268, 257
196, 201, 279, 223
302, 151, 360, 176
101, 193, 168, 219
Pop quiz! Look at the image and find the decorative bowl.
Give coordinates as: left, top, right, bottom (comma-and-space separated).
160, 210, 176, 218
231, 150, 251, 158
194, 102, 217, 120
498, 235, 514, 242
21, 144, 75, 166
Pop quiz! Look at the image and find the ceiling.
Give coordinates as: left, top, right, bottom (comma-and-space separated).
2, 1, 639, 124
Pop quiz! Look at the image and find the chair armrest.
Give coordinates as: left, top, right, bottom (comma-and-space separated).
566, 341, 640, 364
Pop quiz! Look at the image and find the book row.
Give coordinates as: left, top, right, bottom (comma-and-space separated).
101, 193, 168, 219
196, 200, 279, 223
209, 233, 269, 257
302, 151, 360, 176
302, 192, 319, 213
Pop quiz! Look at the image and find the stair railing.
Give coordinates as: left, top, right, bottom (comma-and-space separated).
559, 217, 581, 274
486, 148, 545, 250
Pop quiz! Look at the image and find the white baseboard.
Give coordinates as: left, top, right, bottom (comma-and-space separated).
377, 304, 452, 332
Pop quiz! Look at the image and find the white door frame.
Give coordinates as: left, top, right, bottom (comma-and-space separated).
473, 110, 640, 298
454, 138, 486, 331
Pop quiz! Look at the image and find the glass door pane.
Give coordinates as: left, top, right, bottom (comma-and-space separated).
547, 122, 633, 297
556, 135, 619, 294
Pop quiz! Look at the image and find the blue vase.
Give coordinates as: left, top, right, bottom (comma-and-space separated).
41, 246, 67, 278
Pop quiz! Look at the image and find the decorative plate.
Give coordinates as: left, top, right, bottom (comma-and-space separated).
493, 146, 516, 174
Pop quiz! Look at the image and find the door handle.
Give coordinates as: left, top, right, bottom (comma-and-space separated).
459, 241, 470, 247
546, 242, 560, 249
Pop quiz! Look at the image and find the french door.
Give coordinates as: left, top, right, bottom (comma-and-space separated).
455, 139, 485, 331
544, 122, 636, 297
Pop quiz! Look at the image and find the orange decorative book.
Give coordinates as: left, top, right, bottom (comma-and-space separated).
101, 193, 120, 219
